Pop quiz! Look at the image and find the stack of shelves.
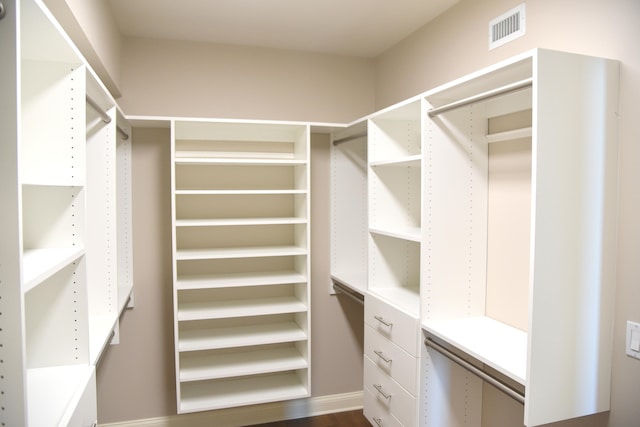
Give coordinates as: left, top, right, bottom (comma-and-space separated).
367, 100, 423, 316
0, 0, 134, 425
421, 49, 619, 426
171, 120, 311, 413
363, 100, 423, 427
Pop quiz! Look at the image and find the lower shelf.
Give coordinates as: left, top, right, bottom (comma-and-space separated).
27, 364, 95, 427
422, 316, 527, 385
179, 345, 308, 382
179, 321, 308, 352
179, 371, 309, 413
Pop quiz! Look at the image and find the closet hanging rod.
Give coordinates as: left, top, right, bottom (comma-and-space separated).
427, 78, 533, 117
424, 337, 525, 404
333, 132, 367, 146
331, 277, 364, 305
86, 95, 130, 140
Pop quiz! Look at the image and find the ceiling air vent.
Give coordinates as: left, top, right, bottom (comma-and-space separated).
489, 3, 526, 50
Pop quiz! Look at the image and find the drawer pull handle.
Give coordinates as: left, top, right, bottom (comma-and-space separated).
374, 315, 393, 327
373, 416, 383, 426
373, 383, 392, 399
374, 350, 392, 363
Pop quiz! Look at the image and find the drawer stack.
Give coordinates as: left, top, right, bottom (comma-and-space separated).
364, 294, 420, 427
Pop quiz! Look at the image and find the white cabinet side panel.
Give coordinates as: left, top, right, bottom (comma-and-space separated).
525, 50, 619, 426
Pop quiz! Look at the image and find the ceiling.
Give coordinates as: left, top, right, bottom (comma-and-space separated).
107, 0, 460, 58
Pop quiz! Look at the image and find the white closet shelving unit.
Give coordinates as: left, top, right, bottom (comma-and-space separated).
362, 99, 423, 427
330, 121, 368, 297
421, 49, 619, 427
171, 120, 311, 413
0, 0, 134, 425
367, 99, 423, 317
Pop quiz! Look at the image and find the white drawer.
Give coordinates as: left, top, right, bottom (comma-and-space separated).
364, 358, 417, 427
365, 325, 419, 396
365, 294, 419, 356
364, 388, 404, 427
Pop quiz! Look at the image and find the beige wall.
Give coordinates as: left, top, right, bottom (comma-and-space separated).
374, 1, 640, 426
117, 38, 375, 123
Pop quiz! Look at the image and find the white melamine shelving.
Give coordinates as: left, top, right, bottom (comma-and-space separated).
0, 1, 134, 425
421, 49, 619, 427
330, 123, 368, 295
367, 99, 423, 317
171, 120, 311, 413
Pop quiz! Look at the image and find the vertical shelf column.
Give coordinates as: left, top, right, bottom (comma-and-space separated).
171, 120, 311, 413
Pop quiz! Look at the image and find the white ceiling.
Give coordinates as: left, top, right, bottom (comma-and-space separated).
107, 0, 460, 57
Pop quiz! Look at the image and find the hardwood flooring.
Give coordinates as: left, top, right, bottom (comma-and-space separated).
245, 410, 371, 427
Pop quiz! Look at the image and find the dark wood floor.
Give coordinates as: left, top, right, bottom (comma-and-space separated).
246, 410, 371, 427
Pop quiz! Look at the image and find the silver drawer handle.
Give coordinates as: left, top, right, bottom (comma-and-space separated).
373, 416, 383, 426
374, 350, 392, 363
374, 315, 393, 327
373, 383, 392, 399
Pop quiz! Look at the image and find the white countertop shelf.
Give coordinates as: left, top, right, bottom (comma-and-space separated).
422, 316, 527, 385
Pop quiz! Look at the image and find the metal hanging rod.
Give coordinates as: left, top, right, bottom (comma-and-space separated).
331, 276, 364, 305
333, 132, 367, 146
424, 337, 525, 404
86, 95, 130, 140
427, 78, 533, 117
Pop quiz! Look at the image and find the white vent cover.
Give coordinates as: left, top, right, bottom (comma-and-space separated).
489, 3, 526, 50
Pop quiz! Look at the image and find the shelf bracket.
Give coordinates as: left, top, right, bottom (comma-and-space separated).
424, 337, 525, 404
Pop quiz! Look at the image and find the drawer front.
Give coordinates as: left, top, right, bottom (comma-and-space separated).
364, 388, 404, 427
365, 294, 419, 356
364, 358, 417, 427
365, 325, 419, 395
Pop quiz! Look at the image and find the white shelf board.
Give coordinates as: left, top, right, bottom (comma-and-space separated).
27, 365, 94, 427
369, 286, 420, 317
177, 270, 307, 290
369, 154, 422, 168
369, 226, 421, 242
175, 189, 307, 195
175, 217, 307, 227
179, 371, 309, 413
178, 296, 307, 321
174, 157, 306, 166
176, 245, 307, 261
88, 313, 118, 365
330, 272, 367, 296
180, 346, 308, 382
22, 247, 85, 293
422, 316, 527, 385
179, 322, 307, 352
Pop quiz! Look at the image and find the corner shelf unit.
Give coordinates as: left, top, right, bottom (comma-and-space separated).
171, 120, 311, 413
0, 0, 134, 425
421, 49, 619, 426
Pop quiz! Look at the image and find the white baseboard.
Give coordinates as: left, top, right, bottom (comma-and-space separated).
99, 391, 363, 427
